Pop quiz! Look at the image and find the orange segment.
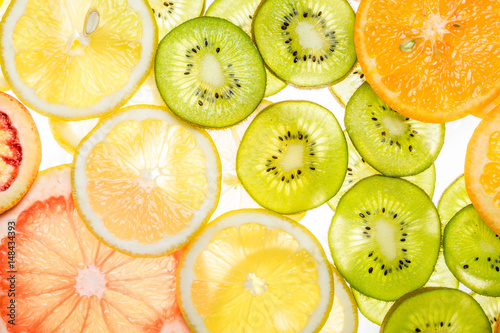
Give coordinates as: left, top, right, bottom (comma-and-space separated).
355, 0, 500, 123
0, 165, 190, 332
465, 108, 500, 235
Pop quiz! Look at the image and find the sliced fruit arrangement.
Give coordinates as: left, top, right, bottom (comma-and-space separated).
443, 204, 500, 296
150, 0, 205, 40
438, 174, 471, 233
0, 165, 190, 332
355, 0, 500, 123
380, 288, 491, 332
177, 209, 334, 332
329, 62, 365, 107
237, 100, 347, 214
475, 97, 500, 119
0, 92, 41, 214
253, 0, 356, 87
320, 266, 358, 333
327, 130, 435, 211
329, 175, 441, 301
0, 0, 11, 91
465, 110, 500, 236
1, 0, 157, 120
72, 105, 221, 257
155, 16, 266, 128
345, 82, 445, 177
472, 292, 500, 332
205, 0, 287, 97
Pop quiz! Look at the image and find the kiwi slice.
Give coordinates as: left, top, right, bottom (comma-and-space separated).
381, 288, 491, 332
236, 100, 347, 214
443, 204, 500, 296
438, 174, 471, 234
205, 0, 287, 97
472, 292, 500, 331
329, 175, 440, 301
345, 82, 445, 177
352, 249, 458, 326
329, 62, 365, 107
155, 17, 266, 128
327, 131, 436, 211
253, 0, 356, 87
149, 0, 205, 40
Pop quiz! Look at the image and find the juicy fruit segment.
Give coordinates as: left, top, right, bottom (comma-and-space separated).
0, 0, 11, 91
149, 0, 205, 40
0, 92, 41, 214
465, 110, 500, 235
443, 205, 500, 296
329, 62, 365, 107
253, 0, 356, 87
205, 0, 287, 97
438, 174, 471, 233
1, 0, 157, 119
237, 101, 347, 214
472, 293, 500, 331
381, 288, 491, 332
72, 106, 221, 257
178, 210, 333, 333
355, 0, 500, 123
0, 165, 190, 332
329, 176, 441, 301
345, 82, 445, 177
155, 17, 266, 127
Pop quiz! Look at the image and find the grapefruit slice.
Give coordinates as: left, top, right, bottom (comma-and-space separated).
73, 105, 221, 257
0, 165, 190, 332
0, 92, 41, 214
355, 0, 500, 123
465, 109, 500, 235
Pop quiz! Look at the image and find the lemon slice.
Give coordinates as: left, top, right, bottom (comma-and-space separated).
0, 0, 157, 119
178, 209, 333, 333
0, 0, 11, 91
72, 105, 221, 257
321, 266, 358, 333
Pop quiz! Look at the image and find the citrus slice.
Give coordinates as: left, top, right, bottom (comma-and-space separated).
0, 0, 11, 91
320, 266, 358, 333
0, 92, 41, 214
355, 0, 500, 123
0, 0, 157, 120
72, 105, 221, 257
465, 110, 500, 235
0, 165, 190, 332
49, 71, 165, 154
149, 0, 205, 40
473, 97, 500, 119
178, 209, 333, 333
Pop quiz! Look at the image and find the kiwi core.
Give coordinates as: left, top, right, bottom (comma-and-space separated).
280, 143, 305, 172
244, 272, 268, 296
374, 218, 398, 262
381, 114, 407, 137
295, 22, 324, 50
200, 53, 225, 88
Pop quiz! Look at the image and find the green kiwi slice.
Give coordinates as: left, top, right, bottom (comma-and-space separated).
438, 174, 471, 234
443, 204, 500, 296
253, 0, 356, 87
149, 0, 205, 40
329, 175, 440, 301
327, 131, 436, 211
329, 62, 365, 107
236, 100, 347, 214
155, 17, 266, 127
205, 0, 287, 97
381, 288, 492, 332
352, 249, 458, 326
472, 293, 500, 331
345, 82, 445, 177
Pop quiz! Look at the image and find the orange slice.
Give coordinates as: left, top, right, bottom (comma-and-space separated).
0, 92, 41, 214
355, 0, 500, 123
473, 95, 500, 119
72, 105, 221, 257
0, 165, 190, 332
465, 107, 500, 235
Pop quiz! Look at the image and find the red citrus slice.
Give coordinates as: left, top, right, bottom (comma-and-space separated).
0, 165, 190, 332
0, 92, 41, 214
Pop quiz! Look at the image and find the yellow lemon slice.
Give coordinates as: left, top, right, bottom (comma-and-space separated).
0, 0, 11, 91
178, 209, 333, 333
72, 105, 221, 257
0, 0, 157, 120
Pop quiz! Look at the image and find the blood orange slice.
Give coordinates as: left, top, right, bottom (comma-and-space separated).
355, 0, 500, 123
0, 165, 190, 332
0, 92, 41, 214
